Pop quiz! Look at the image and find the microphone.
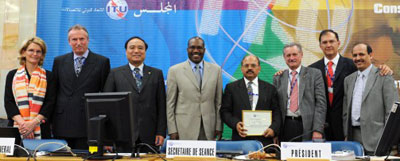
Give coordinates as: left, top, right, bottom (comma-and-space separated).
287, 123, 328, 142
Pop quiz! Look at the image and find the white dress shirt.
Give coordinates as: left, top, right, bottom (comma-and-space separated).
351, 64, 372, 126
244, 77, 259, 111
287, 66, 301, 117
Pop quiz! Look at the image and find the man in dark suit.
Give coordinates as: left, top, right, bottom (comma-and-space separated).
274, 43, 326, 141
309, 29, 392, 141
52, 24, 110, 149
220, 55, 281, 146
103, 36, 166, 152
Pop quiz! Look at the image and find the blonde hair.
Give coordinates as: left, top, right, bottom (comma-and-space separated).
18, 37, 47, 66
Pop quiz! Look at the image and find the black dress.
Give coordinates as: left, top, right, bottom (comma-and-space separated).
4, 69, 56, 138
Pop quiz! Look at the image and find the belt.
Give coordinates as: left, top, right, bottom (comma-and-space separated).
285, 116, 302, 121
352, 126, 361, 129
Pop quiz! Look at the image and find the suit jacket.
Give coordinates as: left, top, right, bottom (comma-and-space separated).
4, 69, 56, 139
343, 66, 399, 152
309, 55, 357, 141
167, 61, 223, 140
103, 64, 167, 145
220, 78, 281, 145
273, 66, 327, 140
52, 50, 110, 138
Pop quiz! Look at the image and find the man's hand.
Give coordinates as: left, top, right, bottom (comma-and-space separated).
155, 135, 165, 146
312, 131, 323, 140
274, 70, 285, 76
273, 137, 279, 144
169, 132, 179, 140
214, 130, 222, 140
236, 122, 247, 138
263, 128, 275, 138
378, 64, 393, 76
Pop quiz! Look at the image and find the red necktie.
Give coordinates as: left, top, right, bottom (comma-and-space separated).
289, 71, 298, 113
327, 61, 334, 106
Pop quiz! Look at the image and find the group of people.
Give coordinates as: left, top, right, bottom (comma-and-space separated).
4, 24, 399, 154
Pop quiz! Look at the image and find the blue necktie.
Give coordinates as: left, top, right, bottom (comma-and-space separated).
133, 68, 142, 90
75, 56, 85, 77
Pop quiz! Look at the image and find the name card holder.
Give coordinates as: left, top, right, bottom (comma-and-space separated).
166, 140, 216, 159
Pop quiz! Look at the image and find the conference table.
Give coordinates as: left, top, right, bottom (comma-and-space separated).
1, 154, 398, 160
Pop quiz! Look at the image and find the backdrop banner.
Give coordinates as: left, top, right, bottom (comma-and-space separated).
37, 0, 400, 138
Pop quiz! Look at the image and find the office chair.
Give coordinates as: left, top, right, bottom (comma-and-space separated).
329, 141, 364, 156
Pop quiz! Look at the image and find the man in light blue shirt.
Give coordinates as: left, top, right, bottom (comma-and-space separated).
343, 43, 399, 154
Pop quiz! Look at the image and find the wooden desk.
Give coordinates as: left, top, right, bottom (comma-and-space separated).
0, 155, 161, 161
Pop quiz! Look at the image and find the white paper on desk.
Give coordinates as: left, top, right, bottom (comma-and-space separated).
0, 138, 15, 155
281, 142, 331, 160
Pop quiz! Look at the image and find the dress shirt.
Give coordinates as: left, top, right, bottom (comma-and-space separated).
324, 53, 340, 74
287, 66, 301, 117
129, 63, 144, 76
188, 59, 204, 78
244, 77, 259, 111
73, 50, 89, 66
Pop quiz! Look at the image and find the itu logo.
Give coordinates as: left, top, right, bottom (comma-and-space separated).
106, 0, 128, 20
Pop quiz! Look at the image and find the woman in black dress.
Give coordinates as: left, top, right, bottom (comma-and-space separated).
4, 37, 55, 139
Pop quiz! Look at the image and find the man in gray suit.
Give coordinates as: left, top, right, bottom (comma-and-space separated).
273, 43, 326, 141
343, 43, 399, 154
167, 36, 223, 140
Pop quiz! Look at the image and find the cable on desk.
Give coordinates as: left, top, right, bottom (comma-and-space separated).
32, 142, 75, 161
136, 143, 167, 161
14, 144, 31, 161
246, 144, 281, 160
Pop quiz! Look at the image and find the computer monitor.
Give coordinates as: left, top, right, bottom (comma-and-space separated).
85, 92, 137, 159
374, 102, 400, 156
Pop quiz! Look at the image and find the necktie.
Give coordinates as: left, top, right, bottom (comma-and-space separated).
194, 64, 202, 88
352, 74, 365, 123
247, 82, 253, 108
289, 71, 299, 113
75, 56, 85, 77
327, 61, 334, 106
133, 68, 142, 90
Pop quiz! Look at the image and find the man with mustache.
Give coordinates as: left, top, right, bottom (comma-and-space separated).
274, 43, 326, 141
343, 43, 398, 154
220, 55, 281, 146
52, 24, 110, 149
309, 29, 392, 141
167, 36, 223, 140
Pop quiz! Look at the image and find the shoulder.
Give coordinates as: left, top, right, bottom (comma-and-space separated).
344, 71, 357, 82
205, 61, 221, 70
260, 79, 275, 89
309, 58, 324, 68
225, 79, 242, 89
273, 69, 288, 79
111, 65, 128, 73
169, 62, 186, 71
6, 69, 17, 79
305, 66, 322, 75
146, 65, 162, 73
89, 51, 109, 61
54, 52, 72, 61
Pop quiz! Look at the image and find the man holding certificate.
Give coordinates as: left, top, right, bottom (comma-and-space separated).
220, 55, 282, 146
273, 43, 326, 142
